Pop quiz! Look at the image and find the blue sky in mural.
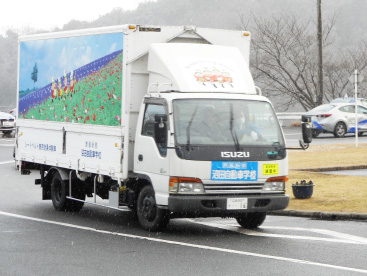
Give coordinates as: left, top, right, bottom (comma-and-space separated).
19, 32, 123, 91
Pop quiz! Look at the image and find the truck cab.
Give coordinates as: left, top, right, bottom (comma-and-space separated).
132, 43, 290, 230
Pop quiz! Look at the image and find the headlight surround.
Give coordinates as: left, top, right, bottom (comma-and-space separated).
263, 176, 288, 192
169, 177, 204, 194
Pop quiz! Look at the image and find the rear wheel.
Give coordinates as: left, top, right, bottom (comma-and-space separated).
68, 178, 86, 211
236, 212, 267, 229
51, 172, 85, 212
333, 122, 347, 138
137, 185, 170, 231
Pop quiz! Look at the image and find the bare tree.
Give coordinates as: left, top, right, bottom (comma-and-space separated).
324, 42, 367, 101
240, 14, 367, 111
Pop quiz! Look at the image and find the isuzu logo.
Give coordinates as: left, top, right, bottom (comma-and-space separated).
221, 152, 250, 158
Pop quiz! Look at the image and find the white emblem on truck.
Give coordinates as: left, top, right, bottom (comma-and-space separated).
221, 152, 250, 158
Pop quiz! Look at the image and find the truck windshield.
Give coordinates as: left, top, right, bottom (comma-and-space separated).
173, 99, 284, 147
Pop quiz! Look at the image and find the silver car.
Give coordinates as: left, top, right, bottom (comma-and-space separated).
330, 97, 367, 108
304, 103, 367, 138
0, 112, 16, 135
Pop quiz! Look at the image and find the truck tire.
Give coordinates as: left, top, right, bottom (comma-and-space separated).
51, 172, 85, 212
137, 185, 170, 231
235, 212, 267, 229
68, 178, 86, 211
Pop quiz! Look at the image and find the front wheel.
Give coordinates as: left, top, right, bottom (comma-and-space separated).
236, 212, 267, 229
137, 185, 170, 231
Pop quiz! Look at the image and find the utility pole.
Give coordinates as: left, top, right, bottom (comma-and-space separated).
316, 0, 324, 106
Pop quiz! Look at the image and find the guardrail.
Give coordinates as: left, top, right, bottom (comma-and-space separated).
276, 112, 304, 127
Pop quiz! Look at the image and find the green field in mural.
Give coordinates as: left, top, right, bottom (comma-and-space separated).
23, 53, 123, 126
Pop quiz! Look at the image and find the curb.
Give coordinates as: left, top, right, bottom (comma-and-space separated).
269, 210, 367, 221
291, 165, 367, 172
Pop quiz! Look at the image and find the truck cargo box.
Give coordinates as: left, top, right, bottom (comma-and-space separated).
16, 25, 251, 180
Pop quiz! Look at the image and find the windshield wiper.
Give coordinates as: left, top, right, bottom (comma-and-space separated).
186, 105, 198, 151
230, 104, 240, 151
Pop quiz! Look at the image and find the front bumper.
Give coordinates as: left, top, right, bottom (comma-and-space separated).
168, 194, 289, 218
312, 121, 326, 131
0, 127, 15, 133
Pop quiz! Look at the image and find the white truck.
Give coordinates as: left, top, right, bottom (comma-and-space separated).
15, 25, 312, 231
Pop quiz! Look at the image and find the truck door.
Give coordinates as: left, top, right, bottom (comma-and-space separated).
134, 102, 170, 204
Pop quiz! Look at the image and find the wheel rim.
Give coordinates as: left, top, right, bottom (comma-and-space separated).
141, 195, 157, 222
336, 124, 345, 136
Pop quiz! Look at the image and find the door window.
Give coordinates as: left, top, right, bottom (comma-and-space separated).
339, 105, 354, 113
358, 106, 367, 114
141, 104, 167, 156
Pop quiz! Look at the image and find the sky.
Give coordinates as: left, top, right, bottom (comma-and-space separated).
0, 0, 156, 36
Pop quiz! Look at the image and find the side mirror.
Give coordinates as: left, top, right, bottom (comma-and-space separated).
154, 114, 167, 144
301, 115, 312, 144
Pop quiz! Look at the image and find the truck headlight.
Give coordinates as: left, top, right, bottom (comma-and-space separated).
169, 177, 204, 194
263, 176, 288, 192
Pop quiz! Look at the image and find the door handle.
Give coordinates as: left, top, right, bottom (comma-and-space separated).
138, 154, 143, 161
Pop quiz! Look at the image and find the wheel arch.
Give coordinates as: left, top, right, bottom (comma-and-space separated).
44, 167, 70, 183
131, 173, 154, 194
41, 167, 70, 200
336, 120, 348, 128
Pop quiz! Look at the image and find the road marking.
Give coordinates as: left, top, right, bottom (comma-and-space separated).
0, 211, 367, 274
190, 220, 367, 245
0, 161, 14, 165
262, 226, 367, 245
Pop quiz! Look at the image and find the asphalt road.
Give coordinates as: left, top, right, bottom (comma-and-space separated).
1, 134, 367, 275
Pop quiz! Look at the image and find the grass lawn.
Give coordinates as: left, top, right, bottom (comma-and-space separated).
287, 143, 367, 213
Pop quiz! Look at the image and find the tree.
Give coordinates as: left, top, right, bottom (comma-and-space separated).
239, 14, 367, 111
31, 62, 38, 83
323, 42, 367, 102
0, 30, 18, 110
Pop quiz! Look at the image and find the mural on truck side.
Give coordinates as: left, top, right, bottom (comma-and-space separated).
19, 33, 123, 126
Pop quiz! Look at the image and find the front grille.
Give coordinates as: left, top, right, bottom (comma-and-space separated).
203, 182, 264, 194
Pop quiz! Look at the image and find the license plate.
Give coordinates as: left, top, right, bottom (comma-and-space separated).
3, 121, 13, 127
227, 198, 248, 210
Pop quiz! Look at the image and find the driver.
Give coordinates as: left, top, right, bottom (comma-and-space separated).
233, 109, 262, 141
